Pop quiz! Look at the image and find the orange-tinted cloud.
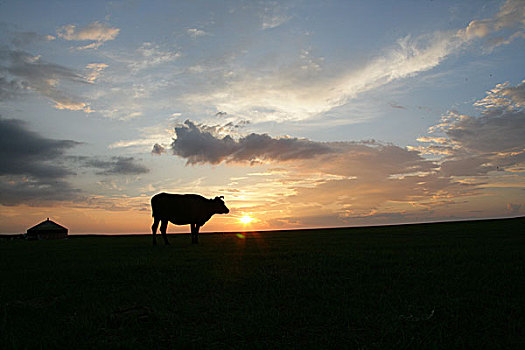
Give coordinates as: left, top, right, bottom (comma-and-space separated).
57, 21, 120, 50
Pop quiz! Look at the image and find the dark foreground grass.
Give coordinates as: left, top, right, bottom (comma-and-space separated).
1, 218, 524, 349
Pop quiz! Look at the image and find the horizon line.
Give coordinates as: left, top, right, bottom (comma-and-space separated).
1, 215, 523, 237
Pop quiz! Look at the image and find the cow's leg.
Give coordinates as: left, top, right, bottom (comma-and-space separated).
151, 217, 160, 245
192, 224, 200, 244
190, 224, 196, 244
160, 220, 170, 245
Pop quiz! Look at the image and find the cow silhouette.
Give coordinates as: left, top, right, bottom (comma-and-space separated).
151, 193, 229, 245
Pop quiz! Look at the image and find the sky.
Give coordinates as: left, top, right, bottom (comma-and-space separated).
0, 0, 524, 234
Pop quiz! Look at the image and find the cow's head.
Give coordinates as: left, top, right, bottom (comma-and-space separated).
213, 196, 230, 214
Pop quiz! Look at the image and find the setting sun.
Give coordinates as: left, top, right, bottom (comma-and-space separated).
239, 215, 254, 225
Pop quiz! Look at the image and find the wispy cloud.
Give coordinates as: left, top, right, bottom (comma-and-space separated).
84, 41, 181, 119
183, 0, 524, 122
128, 42, 181, 72
0, 48, 91, 111
109, 120, 177, 150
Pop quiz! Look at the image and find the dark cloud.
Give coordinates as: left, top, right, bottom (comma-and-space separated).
450, 82, 525, 153
85, 156, 149, 175
445, 109, 524, 153
0, 118, 80, 178
439, 156, 494, 177
0, 117, 82, 205
169, 120, 334, 165
418, 80, 525, 176
0, 179, 81, 206
0, 117, 148, 205
165, 120, 437, 177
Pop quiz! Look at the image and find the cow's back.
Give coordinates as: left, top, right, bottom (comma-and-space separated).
151, 193, 208, 225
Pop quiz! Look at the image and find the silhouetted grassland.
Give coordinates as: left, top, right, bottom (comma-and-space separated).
1, 218, 523, 349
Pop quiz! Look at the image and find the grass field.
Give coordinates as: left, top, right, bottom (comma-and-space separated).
1, 218, 524, 349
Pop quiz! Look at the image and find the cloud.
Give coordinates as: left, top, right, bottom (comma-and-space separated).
183, 31, 460, 121
0, 48, 91, 111
111, 138, 159, 149
129, 42, 181, 71
162, 119, 441, 178
159, 93, 523, 226
443, 110, 524, 153
286, 172, 469, 216
85, 63, 108, 83
474, 80, 525, 110
0, 117, 82, 205
439, 156, 495, 177
109, 121, 176, 151
167, 120, 334, 165
418, 80, 525, 176
56, 21, 120, 50
84, 156, 149, 175
0, 118, 80, 178
0, 179, 82, 207
151, 143, 166, 155
457, 0, 525, 41
85, 41, 181, 120
0, 118, 149, 205
9, 31, 55, 47
0, 25, 56, 48
163, 120, 438, 178
261, 2, 291, 29
0, 76, 27, 100
187, 28, 208, 39
183, 0, 524, 122
486, 31, 525, 51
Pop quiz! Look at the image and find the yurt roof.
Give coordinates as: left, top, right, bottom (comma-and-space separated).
27, 218, 68, 232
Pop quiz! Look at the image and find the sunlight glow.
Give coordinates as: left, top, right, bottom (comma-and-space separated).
239, 215, 254, 224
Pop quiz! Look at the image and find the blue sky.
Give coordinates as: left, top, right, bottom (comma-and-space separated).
1, 0, 524, 233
